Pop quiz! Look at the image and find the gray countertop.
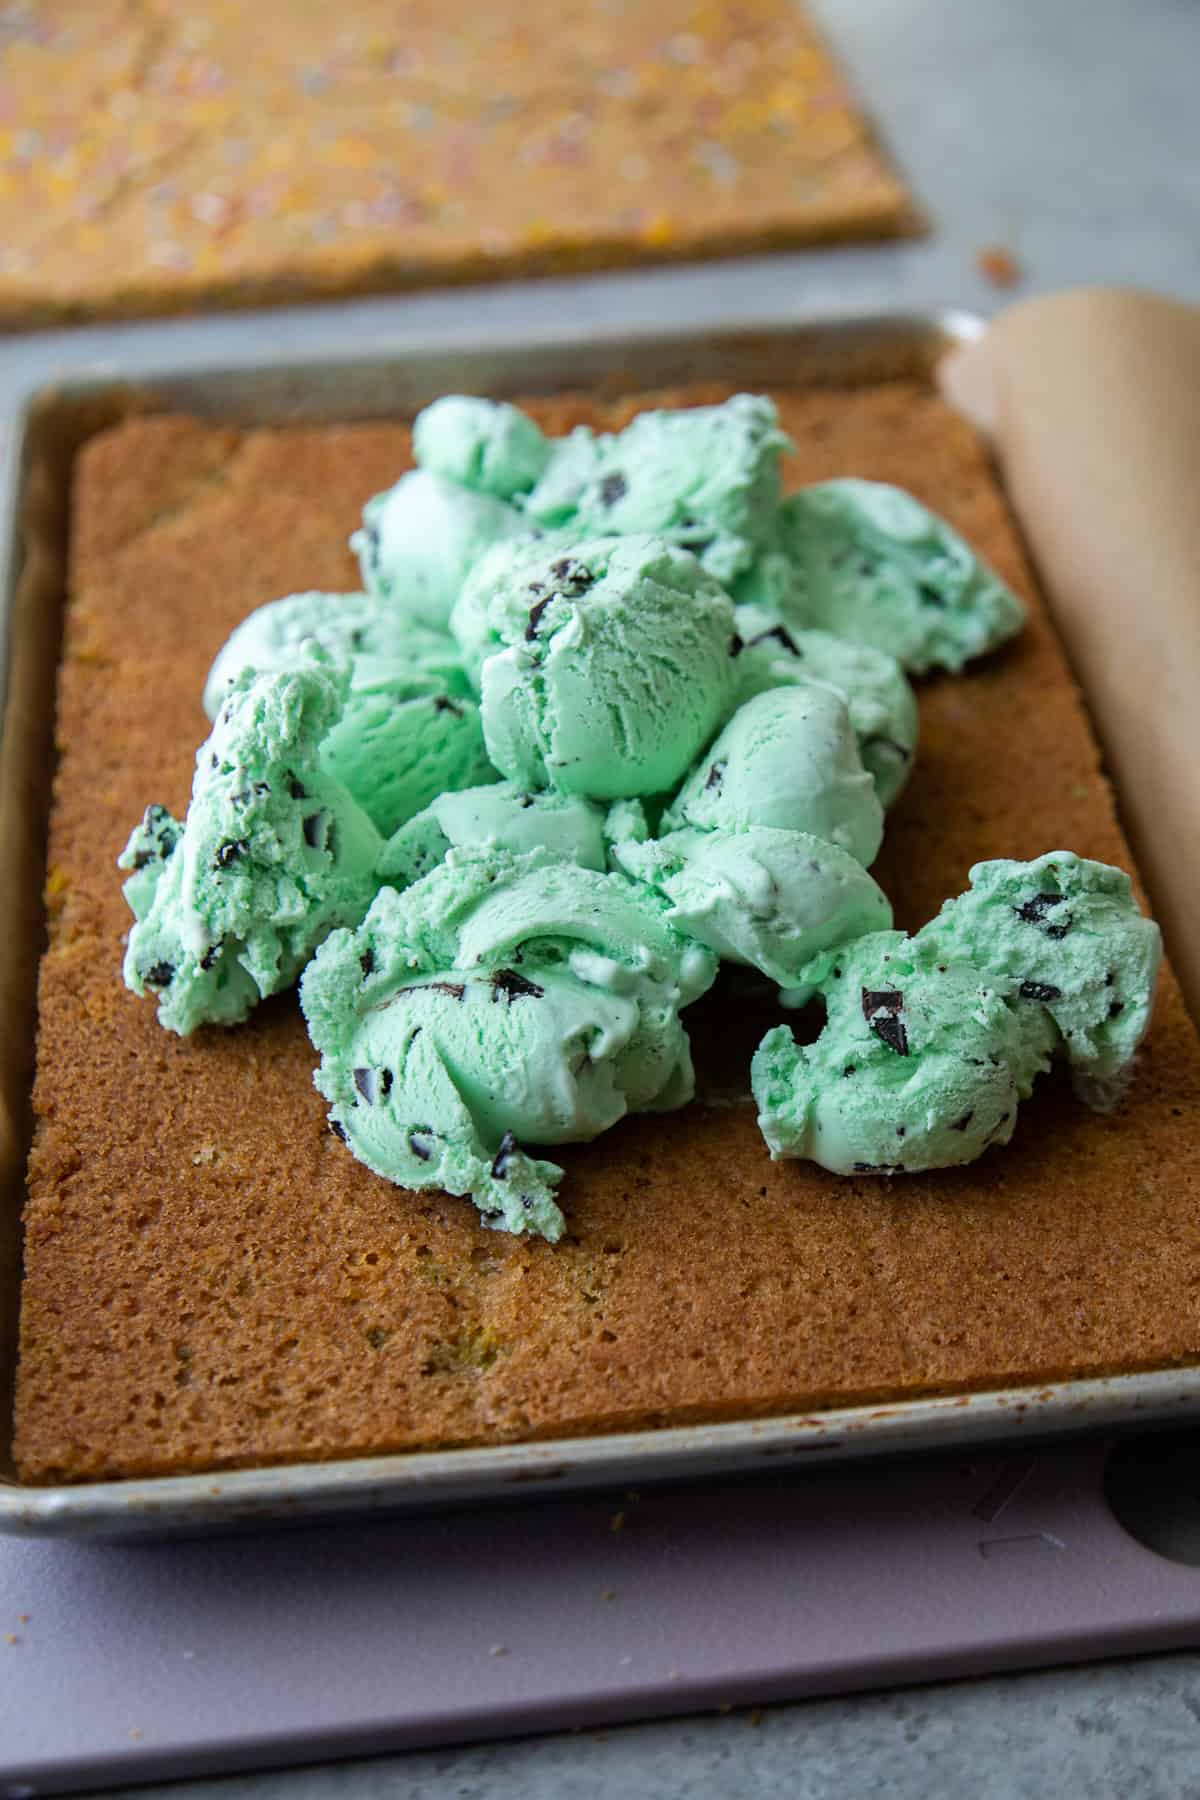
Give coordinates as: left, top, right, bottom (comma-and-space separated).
24, 0, 1200, 1793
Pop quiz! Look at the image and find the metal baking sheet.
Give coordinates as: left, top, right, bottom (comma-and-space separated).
2, 301, 1198, 1542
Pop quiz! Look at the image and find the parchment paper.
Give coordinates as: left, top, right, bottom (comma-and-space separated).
941, 287, 1200, 1023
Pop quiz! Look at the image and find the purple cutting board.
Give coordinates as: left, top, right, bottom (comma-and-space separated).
2, 1439, 1199, 1795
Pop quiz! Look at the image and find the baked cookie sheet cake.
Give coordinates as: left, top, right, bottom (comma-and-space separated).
13, 379, 1200, 1484
0, 0, 915, 327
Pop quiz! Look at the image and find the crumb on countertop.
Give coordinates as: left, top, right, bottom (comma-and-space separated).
976, 244, 1023, 287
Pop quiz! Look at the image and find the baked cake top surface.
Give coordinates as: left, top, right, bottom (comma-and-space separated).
14, 379, 1200, 1484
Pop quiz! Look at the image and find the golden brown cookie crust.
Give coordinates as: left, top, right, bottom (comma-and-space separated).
14, 381, 1200, 1484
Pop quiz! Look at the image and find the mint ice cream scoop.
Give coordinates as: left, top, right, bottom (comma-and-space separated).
379, 782, 607, 890
202, 592, 491, 837
663, 686, 883, 868
731, 605, 918, 808
449, 536, 554, 687
767, 478, 1026, 675
450, 531, 623, 690
120, 666, 382, 1035
313, 981, 592, 1242
611, 818, 892, 995
202, 590, 469, 720
522, 393, 792, 587
917, 852, 1162, 1086
753, 931, 1057, 1176
301, 848, 717, 1238
351, 469, 527, 631
471, 535, 737, 799
318, 662, 496, 838
118, 801, 182, 924
368, 846, 716, 1006
413, 395, 552, 499
753, 851, 1161, 1176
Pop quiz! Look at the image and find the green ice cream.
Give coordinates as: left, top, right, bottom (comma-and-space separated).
759, 478, 1026, 675
201, 590, 469, 720
449, 536, 550, 687
413, 395, 552, 499
120, 666, 382, 1035
611, 815, 892, 994
379, 782, 608, 890
300, 847, 718, 1238
917, 853, 1162, 1086
731, 604, 919, 808
662, 685, 883, 868
522, 393, 792, 587
351, 469, 527, 631
318, 663, 496, 838
203, 591, 491, 837
449, 532, 614, 689
753, 931, 1057, 1175
468, 535, 737, 799
752, 851, 1161, 1176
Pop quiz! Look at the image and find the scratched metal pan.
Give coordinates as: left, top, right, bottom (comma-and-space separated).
2, 303, 1198, 1541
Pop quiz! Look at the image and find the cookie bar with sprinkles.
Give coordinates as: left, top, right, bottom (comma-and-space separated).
0, 0, 916, 326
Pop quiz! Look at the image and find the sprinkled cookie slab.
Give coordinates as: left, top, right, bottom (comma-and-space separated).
0, 0, 915, 327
